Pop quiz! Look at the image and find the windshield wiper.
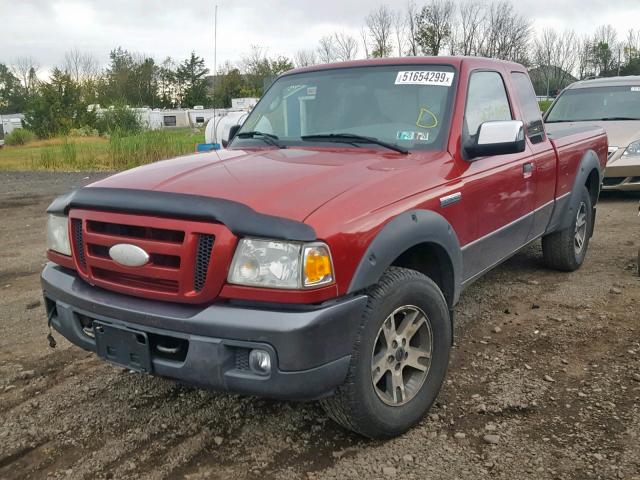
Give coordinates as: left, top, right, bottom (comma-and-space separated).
235, 131, 286, 148
301, 133, 409, 154
595, 116, 640, 121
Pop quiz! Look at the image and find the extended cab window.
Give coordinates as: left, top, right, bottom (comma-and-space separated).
511, 72, 545, 143
464, 71, 512, 136
234, 65, 457, 151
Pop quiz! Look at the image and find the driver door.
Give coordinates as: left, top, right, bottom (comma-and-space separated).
459, 70, 535, 283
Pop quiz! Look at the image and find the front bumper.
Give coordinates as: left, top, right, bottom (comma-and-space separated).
603, 153, 640, 190
41, 263, 366, 400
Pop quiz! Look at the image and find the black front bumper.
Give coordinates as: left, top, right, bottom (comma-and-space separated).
41, 263, 366, 400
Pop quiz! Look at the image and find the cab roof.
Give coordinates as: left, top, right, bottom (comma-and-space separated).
284, 56, 526, 77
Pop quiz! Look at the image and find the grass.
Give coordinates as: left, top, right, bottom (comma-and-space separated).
538, 100, 553, 113
0, 128, 205, 171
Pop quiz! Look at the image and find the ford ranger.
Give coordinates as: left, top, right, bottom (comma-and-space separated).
41, 57, 608, 439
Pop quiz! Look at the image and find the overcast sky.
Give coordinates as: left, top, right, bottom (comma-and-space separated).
2, 0, 640, 75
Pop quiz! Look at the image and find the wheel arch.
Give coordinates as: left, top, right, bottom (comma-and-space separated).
347, 210, 462, 308
547, 149, 602, 234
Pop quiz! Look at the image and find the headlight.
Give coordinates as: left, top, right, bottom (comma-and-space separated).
622, 139, 640, 158
46, 214, 71, 256
228, 238, 334, 289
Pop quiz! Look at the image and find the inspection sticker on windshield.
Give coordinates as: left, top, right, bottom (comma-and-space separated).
395, 71, 454, 86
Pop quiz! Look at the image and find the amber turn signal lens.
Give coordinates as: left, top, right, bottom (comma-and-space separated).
303, 245, 333, 287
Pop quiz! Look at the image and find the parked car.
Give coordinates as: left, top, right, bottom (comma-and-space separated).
545, 76, 640, 191
41, 57, 608, 439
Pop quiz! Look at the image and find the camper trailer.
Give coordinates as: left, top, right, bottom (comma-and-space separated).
0, 114, 25, 147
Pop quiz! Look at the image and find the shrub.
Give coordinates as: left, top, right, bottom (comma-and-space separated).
69, 126, 99, 137
4, 128, 37, 146
97, 103, 144, 136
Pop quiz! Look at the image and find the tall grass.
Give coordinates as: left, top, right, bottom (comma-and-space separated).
108, 129, 200, 169
2, 128, 204, 172
30, 139, 103, 171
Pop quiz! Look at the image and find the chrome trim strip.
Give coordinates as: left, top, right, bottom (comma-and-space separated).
461, 199, 555, 251
440, 192, 462, 208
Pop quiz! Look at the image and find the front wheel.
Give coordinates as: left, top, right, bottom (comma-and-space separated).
321, 267, 451, 439
542, 186, 594, 271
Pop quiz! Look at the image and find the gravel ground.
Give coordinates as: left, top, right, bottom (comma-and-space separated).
0, 171, 639, 480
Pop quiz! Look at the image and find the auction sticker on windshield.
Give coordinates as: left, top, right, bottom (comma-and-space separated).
395, 71, 454, 86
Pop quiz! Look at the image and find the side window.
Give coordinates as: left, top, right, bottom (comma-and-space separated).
511, 72, 545, 144
464, 71, 512, 136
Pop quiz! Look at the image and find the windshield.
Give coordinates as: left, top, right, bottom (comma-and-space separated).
546, 85, 640, 122
232, 64, 457, 151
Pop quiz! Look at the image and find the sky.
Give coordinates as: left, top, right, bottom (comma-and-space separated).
2, 0, 640, 75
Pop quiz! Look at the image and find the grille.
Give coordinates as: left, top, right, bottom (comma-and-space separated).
93, 267, 180, 293
68, 210, 234, 303
235, 349, 250, 370
72, 219, 87, 269
194, 234, 215, 292
87, 220, 184, 243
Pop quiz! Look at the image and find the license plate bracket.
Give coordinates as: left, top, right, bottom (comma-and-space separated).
94, 321, 152, 373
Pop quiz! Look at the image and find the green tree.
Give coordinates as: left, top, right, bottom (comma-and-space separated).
620, 57, 640, 76
104, 47, 159, 107
415, 0, 454, 56
157, 57, 178, 108
211, 62, 245, 108
25, 68, 96, 138
176, 52, 210, 107
592, 41, 614, 76
0, 63, 26, 113
242, 46, 293, 96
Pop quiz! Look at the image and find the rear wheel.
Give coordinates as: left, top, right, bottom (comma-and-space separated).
542, 186, 593, 271
321, 267, 451, 439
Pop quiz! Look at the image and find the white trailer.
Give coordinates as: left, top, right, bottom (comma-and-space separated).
0, 114, 24, 146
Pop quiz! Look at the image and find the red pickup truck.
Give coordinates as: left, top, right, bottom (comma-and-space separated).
42, 57, 607, 439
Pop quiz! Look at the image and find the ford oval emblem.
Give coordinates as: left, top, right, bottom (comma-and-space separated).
108, 244, 150, 267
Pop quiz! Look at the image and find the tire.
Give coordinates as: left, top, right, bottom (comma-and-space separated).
542, 186, 593, 272
321, 267, 451, 439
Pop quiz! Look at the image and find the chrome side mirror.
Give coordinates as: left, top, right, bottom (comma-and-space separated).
466, 120, 525, 160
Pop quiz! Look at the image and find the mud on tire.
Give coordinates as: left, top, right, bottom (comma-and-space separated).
320, 267, 451, 439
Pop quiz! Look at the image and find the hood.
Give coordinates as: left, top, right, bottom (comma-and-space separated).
548, 120, 640, 149
89, 147, 421, 222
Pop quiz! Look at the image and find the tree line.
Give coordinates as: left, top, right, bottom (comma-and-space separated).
1, 0, 639, 138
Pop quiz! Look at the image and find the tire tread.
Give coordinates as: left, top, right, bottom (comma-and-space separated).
321, 267, 447, 438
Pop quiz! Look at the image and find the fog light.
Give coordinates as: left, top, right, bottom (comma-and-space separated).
249, 349, 271, 375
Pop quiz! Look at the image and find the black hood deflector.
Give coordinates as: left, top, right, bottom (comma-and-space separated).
47, 187, 317, 242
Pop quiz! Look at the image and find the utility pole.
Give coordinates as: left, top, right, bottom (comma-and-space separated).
213, 4, 218, 107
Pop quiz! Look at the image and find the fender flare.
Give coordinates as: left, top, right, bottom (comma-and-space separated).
547, 150, 602, 234
347, 209, 463, 306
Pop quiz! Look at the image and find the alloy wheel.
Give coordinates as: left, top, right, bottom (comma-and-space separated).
371, 305, 433, 406
574, 201, 588, 256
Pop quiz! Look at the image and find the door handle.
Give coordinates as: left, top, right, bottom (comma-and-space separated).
523, 162, 534, 179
